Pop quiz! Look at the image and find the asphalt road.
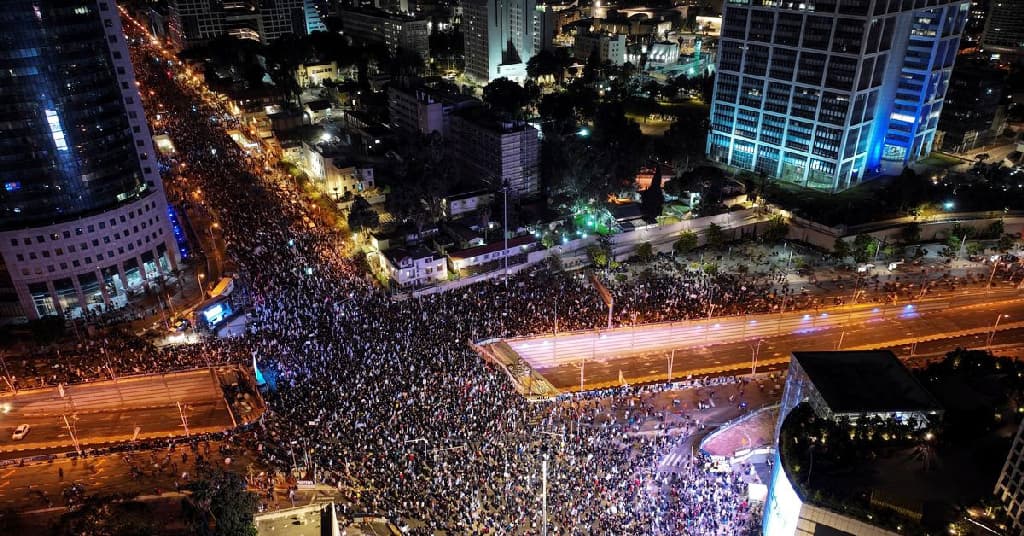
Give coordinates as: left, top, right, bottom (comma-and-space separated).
0, 368, 222, 416
0, 401, 233, 459
520, 290, 1024, 390
0, 369, 234, 457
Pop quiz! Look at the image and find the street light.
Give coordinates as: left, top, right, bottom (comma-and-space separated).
197, 272, 206, 298
987, 314, 1009, 349
540, 445, 550, 536
750, 339, 764, 376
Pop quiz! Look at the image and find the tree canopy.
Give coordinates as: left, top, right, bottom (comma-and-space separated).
184, 469, 259, 536
483, 77, 531, 118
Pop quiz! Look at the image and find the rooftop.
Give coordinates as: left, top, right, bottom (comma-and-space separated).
449, 235, 536, 260
792, 350, 942, 415
777, 350, 1024, 534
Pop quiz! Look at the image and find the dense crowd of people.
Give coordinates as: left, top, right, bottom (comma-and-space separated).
111, 28, 768, 534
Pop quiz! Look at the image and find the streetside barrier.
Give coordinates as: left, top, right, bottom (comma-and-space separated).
699, 403, 780, 463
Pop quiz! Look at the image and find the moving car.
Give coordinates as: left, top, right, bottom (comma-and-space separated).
12, 424, 30, 440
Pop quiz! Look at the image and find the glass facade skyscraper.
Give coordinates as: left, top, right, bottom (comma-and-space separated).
0, 0, 180, 320
706, 0, 969, 191
0, 0, 150, 228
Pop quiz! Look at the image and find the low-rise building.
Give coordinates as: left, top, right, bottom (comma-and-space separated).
764, 350, 979, 536
381, 245, 448, 288
449, 109, 541, 199
294, 142, 376, 199
573, 31, 626, 65
448, 235, 537, 275
295, 62, 339, 88
442, 189, 494, 219
304, 100, 333, 124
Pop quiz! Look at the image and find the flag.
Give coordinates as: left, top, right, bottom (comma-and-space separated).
253, 355, 266, 386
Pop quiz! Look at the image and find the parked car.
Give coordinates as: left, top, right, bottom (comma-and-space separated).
12, 424, 30, 440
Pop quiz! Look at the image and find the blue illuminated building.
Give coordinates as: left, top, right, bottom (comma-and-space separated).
707, 0, 969, 191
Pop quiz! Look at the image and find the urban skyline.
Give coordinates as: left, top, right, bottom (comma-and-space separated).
0, 0, 1023, 534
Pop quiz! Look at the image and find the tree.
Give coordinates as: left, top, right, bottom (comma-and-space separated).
705, 222, 727, 249
586, 245, 609, 268
894, 167, 930, 212
55, 496, 157, 536
852, 234, 875, 263
761, 215, 789, 243
674, 230, 699, 255
640, 166, 665, 223
184, 469, 259, 536
833, 239, 849, 260
347, 195, 380, 238
898, 222, 921, 245
985, 219, 1005, 239
635, 241, 655, 262
526, 49, 569, 84
998, 234, 1016, 252
483, 77, 530, 118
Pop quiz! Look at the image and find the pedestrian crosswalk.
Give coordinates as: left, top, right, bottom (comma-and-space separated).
658, 452, 687, 471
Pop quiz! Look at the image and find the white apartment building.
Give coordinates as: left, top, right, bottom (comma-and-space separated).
292, 143, 376, 199
380, 246, 448, 288
450, 111, 540, 199
462, 0, 537, 83
295, 62, 339, 88
573, 32, 626, 65
448, 235, 537, 273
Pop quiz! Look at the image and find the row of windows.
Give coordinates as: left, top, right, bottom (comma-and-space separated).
17, 230, 164, 277
14, 221, 161, 261
8, 200, 160, 248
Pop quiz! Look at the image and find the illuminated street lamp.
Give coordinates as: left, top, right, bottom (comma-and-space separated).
987, 314, 1009, 349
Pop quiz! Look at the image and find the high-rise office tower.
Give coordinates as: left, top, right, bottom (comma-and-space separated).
706, 0, 969, 191
462, 0, 537, 83
0, 0, 181, 320
982, 0, 1024, 55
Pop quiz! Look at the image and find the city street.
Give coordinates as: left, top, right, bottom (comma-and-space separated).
0, 369, 236, 456
494, 287, 1024, 390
